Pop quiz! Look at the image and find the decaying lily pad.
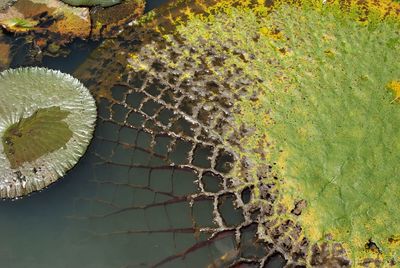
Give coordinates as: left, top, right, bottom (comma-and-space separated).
90, 0, 145, 39
0, 0, 91, 37
60, 0, 120, 7
0, 67, 96, 199
77, 0, 400, 266
148, 0, 399, 265
0, 0, 145, 66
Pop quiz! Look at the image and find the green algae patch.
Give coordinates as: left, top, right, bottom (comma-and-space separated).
3, 107, 73, 169
140, 0, 400, 265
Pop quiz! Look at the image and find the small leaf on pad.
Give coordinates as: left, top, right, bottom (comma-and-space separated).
2, 106, 72, 169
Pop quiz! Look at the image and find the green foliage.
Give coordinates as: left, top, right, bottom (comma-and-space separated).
2, 107, 72, 169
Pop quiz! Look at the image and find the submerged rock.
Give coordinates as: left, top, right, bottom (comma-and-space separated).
0, 67, 96, 199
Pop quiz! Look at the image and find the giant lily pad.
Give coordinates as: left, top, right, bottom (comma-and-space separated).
0, 67, 96, 199
121, 0, 400, 265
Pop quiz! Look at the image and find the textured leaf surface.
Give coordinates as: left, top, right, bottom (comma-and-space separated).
2, 107, 72, 169
0, 67, 96, 199
164, 0, 400, 264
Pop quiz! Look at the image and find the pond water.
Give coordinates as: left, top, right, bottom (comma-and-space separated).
0, 1, 285, 268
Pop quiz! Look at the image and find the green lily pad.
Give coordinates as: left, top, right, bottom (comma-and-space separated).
130, 0, 400, 264
0, 67, 96, 199
2, 107, 72, 169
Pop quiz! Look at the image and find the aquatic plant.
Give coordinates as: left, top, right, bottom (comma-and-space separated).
0, 67, 96, 199
125, 0, 400, 265
60, 0, 121, 8
70, 0, 400, 266
0, 0, 92, 43
0, 17, 38, 32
